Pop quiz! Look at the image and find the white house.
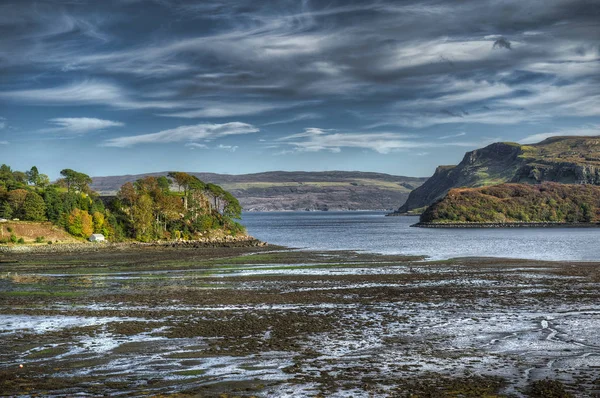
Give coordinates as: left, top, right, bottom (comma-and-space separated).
89, 234, 105, 242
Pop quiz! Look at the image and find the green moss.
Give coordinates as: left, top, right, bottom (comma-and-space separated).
173, 369, 206, 376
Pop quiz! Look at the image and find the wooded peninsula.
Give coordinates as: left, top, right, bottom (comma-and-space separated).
0, 164, 244, 243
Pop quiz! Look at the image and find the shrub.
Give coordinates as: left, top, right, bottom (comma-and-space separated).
17, 237, 25, 244
34, 236, 45, 243
9, 233, 17, 243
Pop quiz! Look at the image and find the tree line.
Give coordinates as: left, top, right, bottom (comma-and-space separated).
0, 165, 244, 242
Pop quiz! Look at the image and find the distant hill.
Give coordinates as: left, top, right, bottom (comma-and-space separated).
394, 136, 600, 213
91, 171, 427, 211
420, 182, 600, 224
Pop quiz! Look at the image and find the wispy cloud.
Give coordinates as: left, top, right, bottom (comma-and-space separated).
161, 101, 310, 118
278, 128, 477, 154
439, 132, 466, 140
520, 125, 600, 144
185, 143, 208, 149
217, 144, 239, 152
44, 117, 124, 134
0, 117, 5, 130
103, 122, 258, 147
263, 113, 321, 126
0, 141, 8, 145
0, 80, 185, 110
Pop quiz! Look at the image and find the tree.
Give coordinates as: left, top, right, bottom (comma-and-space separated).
133, 194, 154, 241
37, 174, 50, 189
7, 189, 28, 218
60, 169, 92, 193
26, 166, 39, 186
92, 211, 105, 233
67, 208, 93, 238
22, 192, 46, 221
1, 201, 12, 219
157, 176, 172, 193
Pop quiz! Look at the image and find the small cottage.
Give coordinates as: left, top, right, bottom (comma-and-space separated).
89, 234, 105, 242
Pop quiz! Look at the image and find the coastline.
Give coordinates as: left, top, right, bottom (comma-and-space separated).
412, 221, 600, 228
0, 235, 267, 254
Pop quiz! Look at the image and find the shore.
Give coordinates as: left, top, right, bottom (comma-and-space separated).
1, 247, 598, 397
0, 235, 266, 254
413, 221, 600, 228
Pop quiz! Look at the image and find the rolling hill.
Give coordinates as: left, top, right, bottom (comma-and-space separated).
91, 171, 427, 211
393, 136, 600, 214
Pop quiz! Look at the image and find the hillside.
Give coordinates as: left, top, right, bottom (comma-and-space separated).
91, 171, 427, 211
394, 136, 600, 213
420, 182, 600, 224
0, 221, 78, 244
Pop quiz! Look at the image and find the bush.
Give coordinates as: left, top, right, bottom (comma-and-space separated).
35, 236, 45, 243
47, 240, 53, 244
17, 237, 25, 244
7, 227, 12, 233
9, 233, 17, 243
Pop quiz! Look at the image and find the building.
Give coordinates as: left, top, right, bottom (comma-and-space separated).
89, 234, 106, 242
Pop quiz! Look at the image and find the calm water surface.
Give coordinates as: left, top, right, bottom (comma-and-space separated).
242, 211, 600, 261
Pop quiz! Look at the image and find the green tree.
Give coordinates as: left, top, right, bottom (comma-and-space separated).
157, 176, 172, 193
26, 166, 39, 186
60, 169, 92, 193
1, 201, 12, 219
22, 192, 46, 221
133, 194, 154, 241
7, 189, 28, 218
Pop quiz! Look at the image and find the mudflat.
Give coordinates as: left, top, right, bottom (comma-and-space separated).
0, 246, 598, 397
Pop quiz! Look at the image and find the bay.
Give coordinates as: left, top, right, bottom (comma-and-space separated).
242, 211, 600, 261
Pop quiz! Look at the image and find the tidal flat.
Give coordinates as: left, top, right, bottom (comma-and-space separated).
0, 246, 599, 397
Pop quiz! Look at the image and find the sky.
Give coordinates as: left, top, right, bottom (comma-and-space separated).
0, 0, 599, 179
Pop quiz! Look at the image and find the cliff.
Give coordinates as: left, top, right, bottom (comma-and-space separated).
395, 136, 600, 213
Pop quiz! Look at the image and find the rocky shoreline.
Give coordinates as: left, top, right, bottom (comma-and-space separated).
0, 235, 266, 254
413, 221, 600, 228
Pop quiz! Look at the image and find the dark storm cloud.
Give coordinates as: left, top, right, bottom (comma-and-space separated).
0, 0, 599, 151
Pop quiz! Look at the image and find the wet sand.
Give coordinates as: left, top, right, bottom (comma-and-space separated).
0, 247, 598, 397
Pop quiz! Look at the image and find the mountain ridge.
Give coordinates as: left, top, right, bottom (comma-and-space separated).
91, 171, 428, 211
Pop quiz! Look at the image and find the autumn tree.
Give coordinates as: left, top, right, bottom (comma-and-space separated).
67, 208, 93, 238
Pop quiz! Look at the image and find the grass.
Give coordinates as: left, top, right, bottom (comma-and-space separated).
26, 346, 68, 359
173, 369, 206, 376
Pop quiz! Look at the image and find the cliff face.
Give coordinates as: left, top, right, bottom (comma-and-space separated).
396, 136, 600, 213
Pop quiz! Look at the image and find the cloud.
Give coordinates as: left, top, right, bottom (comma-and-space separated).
217, 144, 239, 152
103, 122, 258, 147
161, 101, 310, 118
0, 141, 8, 145
520, 125, 600, 144
45, 117, 124, 134
263, 113, 321, 126
0, 117, 5, 130
185, 143, 208, 149
439, 132, 467, 140
278, 128, 476, 154
0, 80, 185, 110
